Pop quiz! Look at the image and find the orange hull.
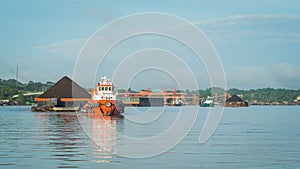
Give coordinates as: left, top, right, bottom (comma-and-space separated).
83, 100, 124, 117
84, 76, 125, 117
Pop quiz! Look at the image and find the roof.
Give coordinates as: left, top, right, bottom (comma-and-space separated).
38, 76, 90, 98
225, 95, 246, 103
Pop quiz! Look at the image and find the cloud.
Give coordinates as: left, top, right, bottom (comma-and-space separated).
226, 63, 300, 89
193, 14, 300, 46
194, 14, 300, 26
36, 38, 86, 66
38, 38, 86, 51
271, 63, 300, 87
9, 38, 88, 83
9, 15, 299, 90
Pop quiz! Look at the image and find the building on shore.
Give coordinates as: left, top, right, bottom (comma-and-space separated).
117, 88, 187, 106
224, 94, 249, 107
32, 76, 90, 112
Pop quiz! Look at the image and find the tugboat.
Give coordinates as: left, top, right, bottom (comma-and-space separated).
81, 76, 124, 117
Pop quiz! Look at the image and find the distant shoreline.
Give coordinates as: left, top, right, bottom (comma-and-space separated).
1, 104, 299, 107
1, 78, 300, 106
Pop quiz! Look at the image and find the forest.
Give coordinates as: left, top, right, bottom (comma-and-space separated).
0, 79, 54, 105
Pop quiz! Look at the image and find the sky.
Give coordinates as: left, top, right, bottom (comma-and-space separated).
0, 0, 300, 90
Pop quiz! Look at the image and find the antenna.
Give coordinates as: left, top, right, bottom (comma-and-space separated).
16, 65, 18, 87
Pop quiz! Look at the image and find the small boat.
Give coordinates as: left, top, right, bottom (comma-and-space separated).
81, 76, 124, 117
173, 97, 183, 106
200, 96, 214, 107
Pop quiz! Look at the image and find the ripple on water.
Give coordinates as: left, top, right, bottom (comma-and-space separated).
0, 106, 300, 168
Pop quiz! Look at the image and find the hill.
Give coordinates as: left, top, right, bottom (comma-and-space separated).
0, 79, 54, 105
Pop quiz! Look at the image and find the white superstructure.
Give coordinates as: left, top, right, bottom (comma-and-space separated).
92, 76, 117, 101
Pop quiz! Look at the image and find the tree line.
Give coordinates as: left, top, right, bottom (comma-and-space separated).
197, 87, 300, 103
0, 79, 54, 104
1, 78, 300, 104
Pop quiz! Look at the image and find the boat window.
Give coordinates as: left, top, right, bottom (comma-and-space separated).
98, 87, 101, 91
101, 87, 104, 91
105, 87, 108, 91
109, 87, 111, 91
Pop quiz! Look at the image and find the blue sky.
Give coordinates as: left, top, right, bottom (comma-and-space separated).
0, 0, 300, 89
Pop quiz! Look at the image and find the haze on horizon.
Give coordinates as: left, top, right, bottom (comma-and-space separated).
0, 0, 300, 90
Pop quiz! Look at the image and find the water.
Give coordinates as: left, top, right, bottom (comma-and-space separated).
0, 106, 300, 168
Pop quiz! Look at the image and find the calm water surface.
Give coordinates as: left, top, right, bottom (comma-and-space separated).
0, 106, 299, 168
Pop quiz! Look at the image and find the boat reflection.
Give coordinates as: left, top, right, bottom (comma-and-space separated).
80, 114, 124, 163
33, 112, 124, 164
